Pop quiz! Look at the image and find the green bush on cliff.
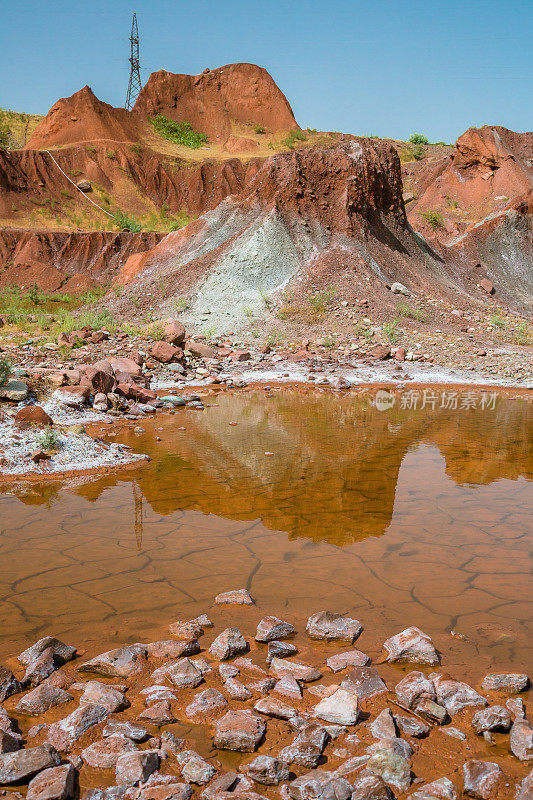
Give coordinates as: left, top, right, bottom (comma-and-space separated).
409, 133, 429, 145
149, 115, 208, 149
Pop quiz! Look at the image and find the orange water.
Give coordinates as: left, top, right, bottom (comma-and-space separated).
1, 385, 531, 688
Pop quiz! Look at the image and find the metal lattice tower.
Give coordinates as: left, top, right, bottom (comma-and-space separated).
125, 13, 142, 110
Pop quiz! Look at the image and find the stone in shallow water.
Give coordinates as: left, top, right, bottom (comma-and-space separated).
481, 673, 530, 694
306, 611, 362, 643
214, 711, 265, 752
370, 709, 396, 739
383, 627, 439, 665
365, 738, 412, 792
224, 678, 252, 701
246, 678, 275, 695
215, 589, 253, 605
254, 698, 296, 720
24, 648, 56, 687
327, 650, 369, 673
350, 771, 393, 800
415, 697, 447, 724
410, 776, 458, 800
82, 735, 137, 768
178, 753, 216, 785
255, 616, 295, 642
79, 645, 147, 678
138, 783, 192, 800
313, 688, 359, 725
431, 673, 487, 716
279, 723, 329, 768
139, 700, 176, 725
394, 715, 430, 738
269, 658, 321, 683
394, 671, 436, 708
267, 641, 298, 664
288, 770, 353, 800
168, 621, 203, 640
80, 681, 130, 712
209, 628, 249, 661
0, 744, 60, 784
0, 665, 22, 702
344, 667, 386, 700
233, 658, 266, 676
186, 688, 227, 721
103, 721, 148, 742
140, 686, 177, 704
145, 640, 200, 659
46, 703, 109, 752
462, 760, 502, 799
274, 675, 302, 700
26, 763, 74, 800
116, 750, 160, 787
16, 684, 72, 716
166, 658, 204, 689
241, 755, 289, 785
510, 719, 533, 761
472, 706, 511, 734
19, 638, 76, 668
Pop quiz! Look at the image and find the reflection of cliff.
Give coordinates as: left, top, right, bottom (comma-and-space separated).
63, 389, 533, 546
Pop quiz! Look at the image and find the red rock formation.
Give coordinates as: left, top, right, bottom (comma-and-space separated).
134, 64, 299, 141
26, 86, 139, 149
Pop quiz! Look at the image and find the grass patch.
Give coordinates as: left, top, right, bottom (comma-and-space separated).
490, 312, 506, 329
515, 321, 533, 345
0, 356, 10, 386
419, 210, 444, 230
115, 211, 142, 233
149, 115, 208, 149
383, 320, 400, 344
36, 426, 61, 451
254, 123, 265, 134
396, 301, 427, 321
281, 129, 307, 149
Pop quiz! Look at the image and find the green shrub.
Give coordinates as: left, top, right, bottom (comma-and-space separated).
0, 356, 10, 386
419, 210, 444, 230
384, 320, 400, 344
282, 129, 307, 149
130, 143, 142, 155
396, 302, 427, 321
149, 115, 208, 149
36, 426, 61, 451
412, 144, 425, 161
409, 133, 429, 145
254, 123, 265, 134
115, 211, 142, 233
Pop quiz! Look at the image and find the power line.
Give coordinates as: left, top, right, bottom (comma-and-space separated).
125, 13, 142, 111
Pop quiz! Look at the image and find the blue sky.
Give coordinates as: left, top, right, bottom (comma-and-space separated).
1, 0, 531, 143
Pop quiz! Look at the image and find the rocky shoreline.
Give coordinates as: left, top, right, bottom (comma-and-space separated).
0, 595, 531, 800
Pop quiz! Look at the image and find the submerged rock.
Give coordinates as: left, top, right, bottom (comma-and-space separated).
267, 641, 298, 664
79, 645, 147, 678
306, 612, 362, 643
255, 617, 295, 642
383, 627, 439, 665
214, 589, 253, 605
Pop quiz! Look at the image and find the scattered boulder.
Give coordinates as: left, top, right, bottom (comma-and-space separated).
241, 755, 289, 785
415, 698, 447, 724
394, 671, 436, 708
26, 763, 74, 800
326, 650, 369, 673
138, 700, 176, 725
481, 673, 529, 693
279, 722, 329, 768
166, 659, 204, 689
472, 706, 511, 734
267, 641, 297, 663
102, 722, 147, 742
306, 611, 362, 643
463, 760, 502, 799
431, 673, 487, 716
0, 665, 22, 702
394, 715, 430, 738
410, 777, 458, 800
288, 769, 353, 800
46, 703, 109, 752
0, 380, 28, 402
215, 589, 253, 605
79, 681, 130, 712
515, 770, 533, 800
16, 684, 72, 716
274, 674, 302, 700
209, 628, 249, 660
255, 616, 294, 642
344, 667, 386, 700
185, 342, 214, 360
313, 688, 359, 725
150, 341, 183, 364
161, 319, 186, 346
14, 407, 53, 430
510, 718, 533, 761
254, 698, 296, 720
390, 282, 411, 296
269, 658, 321, 683
370, 709, 396, 739
0, 744, 60, 784
370, 346, 391, 361
185, 688, 227, 721
115, 750, 160, 787
214, 711, 265, 752
351, 771, 393, 800
383, 627, 439, 665
145, 640, 200, 659
178, 752, 216, 785
366, 738, 412, 791
78, 645, 147, 677
81, 735, 137, 768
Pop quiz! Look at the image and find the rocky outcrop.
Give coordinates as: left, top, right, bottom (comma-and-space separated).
134, 63, 299, 140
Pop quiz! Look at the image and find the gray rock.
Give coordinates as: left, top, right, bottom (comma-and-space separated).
115, 750, 159, 786
80, 681, 130, 712
279, 722, 329, 768
0, 665, 22, 702
79, 646, 147, 678
179, 753, 216, 785
366, 738, 412, 791
138, 782, 192, 800
350, 771, 393, 800
214, 589, 253, 605
214, 711, 265, 752
0, 729, 20, 754
431, 673, 487, 716
103, 721, 148, 742
82, 735, 137, 768
255, 617, 295, 643
395, 671, 436, 708
0, 380, 28, 401
209, 629, 248, 661
390, 283, 411, 296
168, 621, 203, 640
145, 640, 200, 659
274, 675, 302, 700
383, 627, 439, 665
140, 686, 177, 704
463, 760, 502, 799
481, 674, 530, 694
394, 715, 430, 738
16, 684, 72, 716
472, 706, 512, 734
81, 788, 128, 800
326, 651, 369, 673
507, 698, 526, 720
233, 658, 266, 676
138, 700, 175, 725
200, 772, 240, 800
242, 755, 289, 785
510, 719, 533, 761
26, 763, 74, 800
223, 679, 252, 701
442, 727, 467, 740
410, 776, 458, 800
288, 770, 353, 800
344, 667, 386, 700
269, 658, 321, 683
415, 698, 447, 724
370, 709, 396, 739
219, 664, 239, 680
46, 703, 109, 751
0, 744, 60, 783
306, 612, 362, 643
515, 770, 533, 800
186, 688, 227, 721
166, 659, 204, 689
254, 698, 296, 720
267, 641, 298, 664
313, 688, 359, 725
19, 638, 76, 668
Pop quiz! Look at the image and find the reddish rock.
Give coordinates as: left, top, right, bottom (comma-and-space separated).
14, 406, 53, 429
107, 357, 143, 377
185, 341, 215, 359
57, 333, 69, 346
162, 319, 186, 346
26, 763, 74, 800
233, 350, 251, 362
395, 347, 406, 361
150, 341, 183, 363
89, 331, 108, 344
370, 345, 391, 360
116, 384, 157, 403
68, 329, 91, 345
479, 278, 494, 295
80, 366, 116, 395
31, 450, 51, 463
